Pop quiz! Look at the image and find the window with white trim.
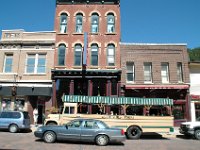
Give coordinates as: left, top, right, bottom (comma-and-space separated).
26, 54, 46, 74
143, 62, 152, 83
76, 13, 83, 33
126, 62, 135, 82
74, 44, 82, 66
91, 13, 99, 33
107, 13, 115, 33
177, 62, 183, 83
58, 44, 66, 66
107, 44, 115, 66
60, 13, 68, 33
91, 44, 98, 66
3, 54, 13, 73
161, 62, 169, 83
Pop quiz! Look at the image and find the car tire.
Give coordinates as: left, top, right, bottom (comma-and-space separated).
43, 131, 56, 143
95, 134, 109, 146
126, 126, 142, 139
194, 129, 200, 140
9, 124, 18, 133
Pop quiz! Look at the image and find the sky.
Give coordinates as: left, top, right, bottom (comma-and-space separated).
0, 0, 199, 49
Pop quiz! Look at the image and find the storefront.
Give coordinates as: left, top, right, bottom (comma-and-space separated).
124, 84, 190, 126
0, 84, 52, 124
51, 69, 122, 111
190, 95, 200, 121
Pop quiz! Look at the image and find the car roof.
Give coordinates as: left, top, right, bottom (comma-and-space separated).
0, 111, 28, 113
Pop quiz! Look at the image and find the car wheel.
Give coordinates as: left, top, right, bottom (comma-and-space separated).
43, 131, 56, 143
194, 129, 200, 140
95, 134, 109, 146
9, 124, 18, 133
126, 126, 142, 139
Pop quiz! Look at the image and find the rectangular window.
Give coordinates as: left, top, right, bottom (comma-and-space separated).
177, 62, 183, 83
74, 46, 82, 66
26, 54, 46, 74
126, 62, 135, 82
64, 106, 75, 114
76, 15, 83, 33
3, 54, 13, 73
161, 62, 169, 83
107, 14, 115, 33
91, 46, 98, 66
143, 62, 152, 83
91, 15, 99, 33
107, 45, 115, 66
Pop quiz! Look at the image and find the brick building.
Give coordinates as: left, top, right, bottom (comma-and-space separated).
52, 0, 121, 114
120, 43, 190, 126
0, 29, 55, 123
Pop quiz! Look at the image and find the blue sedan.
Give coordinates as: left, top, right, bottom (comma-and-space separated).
34, 119, 126, 146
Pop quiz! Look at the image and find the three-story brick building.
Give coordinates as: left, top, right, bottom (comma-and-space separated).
52, 0, 121, 114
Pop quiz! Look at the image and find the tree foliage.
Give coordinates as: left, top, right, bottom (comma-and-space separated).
188, 47, 200, 62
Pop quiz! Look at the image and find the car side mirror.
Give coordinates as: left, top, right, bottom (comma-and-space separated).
65, 125, 68, 129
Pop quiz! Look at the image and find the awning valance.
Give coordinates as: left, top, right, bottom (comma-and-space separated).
63, 95, 173, 106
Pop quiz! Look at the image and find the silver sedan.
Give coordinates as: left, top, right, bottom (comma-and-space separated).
34, 118, 126, 146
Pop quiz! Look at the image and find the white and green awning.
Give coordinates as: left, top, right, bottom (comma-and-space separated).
63, 95, 173, 106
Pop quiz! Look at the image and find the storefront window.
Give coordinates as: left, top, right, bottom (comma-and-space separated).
1, 99, 11, 111
173, 104, 185, 119
14, 99, 25, 111
195, 103, 200, 120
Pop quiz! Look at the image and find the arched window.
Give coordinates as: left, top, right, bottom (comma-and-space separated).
91, 13, 99, 33
107, 44, 115, 66
58, 44, 66, 66
60, 13, 68, 33
74, 44, 82, 66
107, 13, 115, 33
76, 13, 83, 33
91, 44, 98, 66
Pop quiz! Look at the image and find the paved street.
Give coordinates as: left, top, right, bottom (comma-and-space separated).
0, 129, 199, 150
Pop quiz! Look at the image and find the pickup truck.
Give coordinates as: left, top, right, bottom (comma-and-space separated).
179, 117, 200, 140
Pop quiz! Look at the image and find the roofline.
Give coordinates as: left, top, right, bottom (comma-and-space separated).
2, 29, 56, 33
120, 42, 187, 46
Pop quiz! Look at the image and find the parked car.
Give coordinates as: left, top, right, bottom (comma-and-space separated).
179, 117, 200, 140
34, 118, 126, 146
0, 111, 31, 133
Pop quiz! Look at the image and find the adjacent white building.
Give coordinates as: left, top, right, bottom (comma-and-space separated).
189, 62, 200, 121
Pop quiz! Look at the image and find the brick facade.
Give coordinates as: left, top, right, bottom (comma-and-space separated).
120, 44, 190, 85
0, 29, 55, 123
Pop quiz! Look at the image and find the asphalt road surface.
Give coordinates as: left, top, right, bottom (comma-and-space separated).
0, 130, 199, 150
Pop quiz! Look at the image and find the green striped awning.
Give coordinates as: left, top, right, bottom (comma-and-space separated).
63, 95, 173, 106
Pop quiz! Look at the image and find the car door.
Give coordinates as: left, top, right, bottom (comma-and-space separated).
80, 120, 100, 141
59, 120, 82, 141
0, 112, 10, 128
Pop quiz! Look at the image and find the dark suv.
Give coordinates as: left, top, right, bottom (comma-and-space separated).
0, 111, 31, 133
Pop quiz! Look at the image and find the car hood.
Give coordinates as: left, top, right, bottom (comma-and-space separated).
181, 121, 200, 126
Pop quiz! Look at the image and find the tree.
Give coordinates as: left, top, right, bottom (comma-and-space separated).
188, 47, 200, 62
